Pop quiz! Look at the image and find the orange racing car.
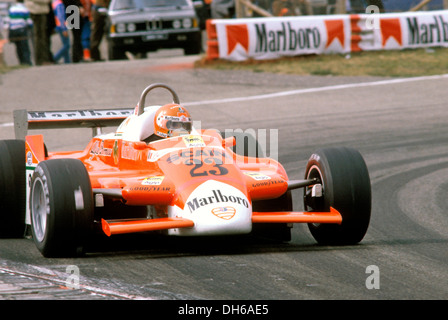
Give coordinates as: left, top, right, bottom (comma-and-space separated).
0, 83, 371, 257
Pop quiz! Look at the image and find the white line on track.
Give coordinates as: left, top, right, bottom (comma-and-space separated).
1, 73, 448, 127
183, 73, 448, 106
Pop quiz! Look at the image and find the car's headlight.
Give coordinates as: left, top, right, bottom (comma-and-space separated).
172, 19, 181, 29
182, 18, 192, 29
116, 23, 126, 33
127, 23, 136, 32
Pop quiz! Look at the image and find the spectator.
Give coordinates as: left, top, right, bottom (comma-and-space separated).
0, 11, 6, 66
63, 0, 83, 62
7, 0, 33, 65
80, 0, 92, 61
52, 0, 70, 63
24, 0, 53, 65
211, 0, 234, 18
90, 0, 110, 61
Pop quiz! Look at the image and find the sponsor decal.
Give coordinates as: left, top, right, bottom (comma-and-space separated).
211, 206, 236, 220
182, 135, 206, 148
250, 178, 284, 188
129, 186, 171, 192
27, 109, 132, 121
325, 19, 345, 48
156, 130, 169, 138
406, 15, 448, 45
167, 147, 230, 165
113, 140, 119, 164
216, 11, 448, 61
142, 176, 164, 186
380, 18, 402, 46
219, 17, 346, 59
121, 143, 142, 161
186, 189, 249, 213
244, 172, 271, 181
227, 24, 249, 54
26, 151, 33, 166
90, 140, 112, 158
254, 21, 323, 53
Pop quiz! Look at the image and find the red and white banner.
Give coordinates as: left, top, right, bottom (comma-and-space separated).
207, 10, 448, 61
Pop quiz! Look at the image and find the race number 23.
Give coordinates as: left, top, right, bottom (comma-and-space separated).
187, 161, 228, 177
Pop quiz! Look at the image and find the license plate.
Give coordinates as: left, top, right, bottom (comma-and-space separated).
143, 34, 168, 41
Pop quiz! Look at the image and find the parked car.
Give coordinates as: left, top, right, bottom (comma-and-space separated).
105, 0, 203, 60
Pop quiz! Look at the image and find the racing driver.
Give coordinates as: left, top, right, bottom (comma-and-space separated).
145, 104, 193, 142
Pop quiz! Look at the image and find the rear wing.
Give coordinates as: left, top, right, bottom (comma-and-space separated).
13, 108, 134, 140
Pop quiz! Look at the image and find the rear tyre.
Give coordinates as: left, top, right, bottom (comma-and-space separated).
30, 159, 94, 257
304, 147, 371, 245
0, 140, 26, 238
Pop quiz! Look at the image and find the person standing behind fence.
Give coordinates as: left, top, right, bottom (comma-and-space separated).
25, 0, 52, 65
8, 0, 33, 65
63, 0, 83, 62
52, 0, 70, 63
80, 0, 92, 61
90, 0, 110, 61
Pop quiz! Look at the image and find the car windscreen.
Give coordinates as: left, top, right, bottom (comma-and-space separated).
139, 0, 189, 8
110, 0, 189, 10
110, 0, 137, 11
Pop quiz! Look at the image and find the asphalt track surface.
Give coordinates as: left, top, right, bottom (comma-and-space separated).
1, 51, 448, 302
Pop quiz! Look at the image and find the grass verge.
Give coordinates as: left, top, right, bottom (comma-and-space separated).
195, 48, 448, 77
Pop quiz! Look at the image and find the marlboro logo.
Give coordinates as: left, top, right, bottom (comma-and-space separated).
186, 190, 249, 213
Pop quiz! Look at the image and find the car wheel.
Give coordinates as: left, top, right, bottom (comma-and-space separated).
108, 41, 127, 60
30, 159, 94, 257
304, 147, 371, 245
0, 140, 26, 238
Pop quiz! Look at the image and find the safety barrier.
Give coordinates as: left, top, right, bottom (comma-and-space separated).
205, 10, 448, 61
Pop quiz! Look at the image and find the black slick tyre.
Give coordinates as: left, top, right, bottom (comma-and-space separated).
30, 159, 94, 257
0, 140, 26, 238
304, 147, 371, 245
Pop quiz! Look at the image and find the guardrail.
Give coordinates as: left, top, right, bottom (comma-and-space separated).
205, 9, 448, 61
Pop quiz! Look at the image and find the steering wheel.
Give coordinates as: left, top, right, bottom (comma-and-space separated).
137, 83, 180, 116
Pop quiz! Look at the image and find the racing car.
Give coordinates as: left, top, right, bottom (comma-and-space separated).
0, 83, 371, 257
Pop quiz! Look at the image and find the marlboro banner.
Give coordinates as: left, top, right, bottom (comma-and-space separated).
207, 10, 448, 61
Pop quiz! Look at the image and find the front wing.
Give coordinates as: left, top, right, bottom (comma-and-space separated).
101, 207, 342, 236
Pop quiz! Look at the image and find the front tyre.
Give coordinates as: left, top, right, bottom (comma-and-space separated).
30, 159, 94, 257
107, 41, 127, 60
304, 147, 371, 245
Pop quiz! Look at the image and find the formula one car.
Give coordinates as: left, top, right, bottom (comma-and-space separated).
0, 83, 371, 257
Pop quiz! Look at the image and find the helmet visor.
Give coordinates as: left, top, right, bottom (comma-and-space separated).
166, 120, 192, 132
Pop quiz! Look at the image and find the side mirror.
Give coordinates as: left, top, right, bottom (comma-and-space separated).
222, 136, 235, 148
